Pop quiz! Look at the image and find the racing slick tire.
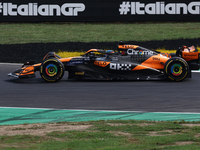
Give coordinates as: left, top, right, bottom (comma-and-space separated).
40, 58, 65, 82
164, 57, 189, 82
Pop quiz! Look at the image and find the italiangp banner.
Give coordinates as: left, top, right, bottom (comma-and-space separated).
0, 0, 200, 22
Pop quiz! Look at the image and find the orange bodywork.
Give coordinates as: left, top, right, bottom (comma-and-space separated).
119, 44, 169, 70
20, 66, 35, 76
33, 63, 41, 67
182, 51, 199, 62
137, 54, 169, 70
118, 45, 139, 49
84, 49, 98, 53
181, 45, 200, 61
94, 61, 110, 67
59, 57, 73, 62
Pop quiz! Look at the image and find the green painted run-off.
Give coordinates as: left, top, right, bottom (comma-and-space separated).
0, 107, 200, 125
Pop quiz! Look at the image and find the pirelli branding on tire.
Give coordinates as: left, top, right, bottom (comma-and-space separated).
0, 0, 200, 22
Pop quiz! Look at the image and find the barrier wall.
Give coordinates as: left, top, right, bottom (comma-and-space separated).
0, 0, 200, 22
1, 38, 200, 63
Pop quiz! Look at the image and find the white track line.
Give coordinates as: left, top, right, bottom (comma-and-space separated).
192, 70, 200, 73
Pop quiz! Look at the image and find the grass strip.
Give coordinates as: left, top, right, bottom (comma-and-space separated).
1, 22, 200, 44
0, 120, 200, 150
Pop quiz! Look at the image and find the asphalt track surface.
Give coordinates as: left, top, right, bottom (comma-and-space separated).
1, 63, 200, 113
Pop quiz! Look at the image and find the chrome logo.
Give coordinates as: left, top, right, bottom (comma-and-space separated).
139, 50, 144, 55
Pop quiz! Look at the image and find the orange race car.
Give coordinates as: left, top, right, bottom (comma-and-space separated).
8, 42, 200, 82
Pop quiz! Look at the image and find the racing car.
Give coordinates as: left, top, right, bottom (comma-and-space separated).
8, 42, 200, 82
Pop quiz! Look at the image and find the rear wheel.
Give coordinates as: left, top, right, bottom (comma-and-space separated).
164, 57, 189, 81
40, 58, 64, 82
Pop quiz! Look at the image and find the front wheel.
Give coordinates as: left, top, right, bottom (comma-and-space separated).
40, 58, 64, 82
164, 57, 189, 82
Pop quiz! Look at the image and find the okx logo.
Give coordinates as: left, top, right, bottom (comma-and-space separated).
119, 1, 200, 15
0, 2, 85, 16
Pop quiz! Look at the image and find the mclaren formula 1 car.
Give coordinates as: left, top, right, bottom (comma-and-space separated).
8, 42, 200, 82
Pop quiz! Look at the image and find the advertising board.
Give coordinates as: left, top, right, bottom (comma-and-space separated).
0, 0, 199, 22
